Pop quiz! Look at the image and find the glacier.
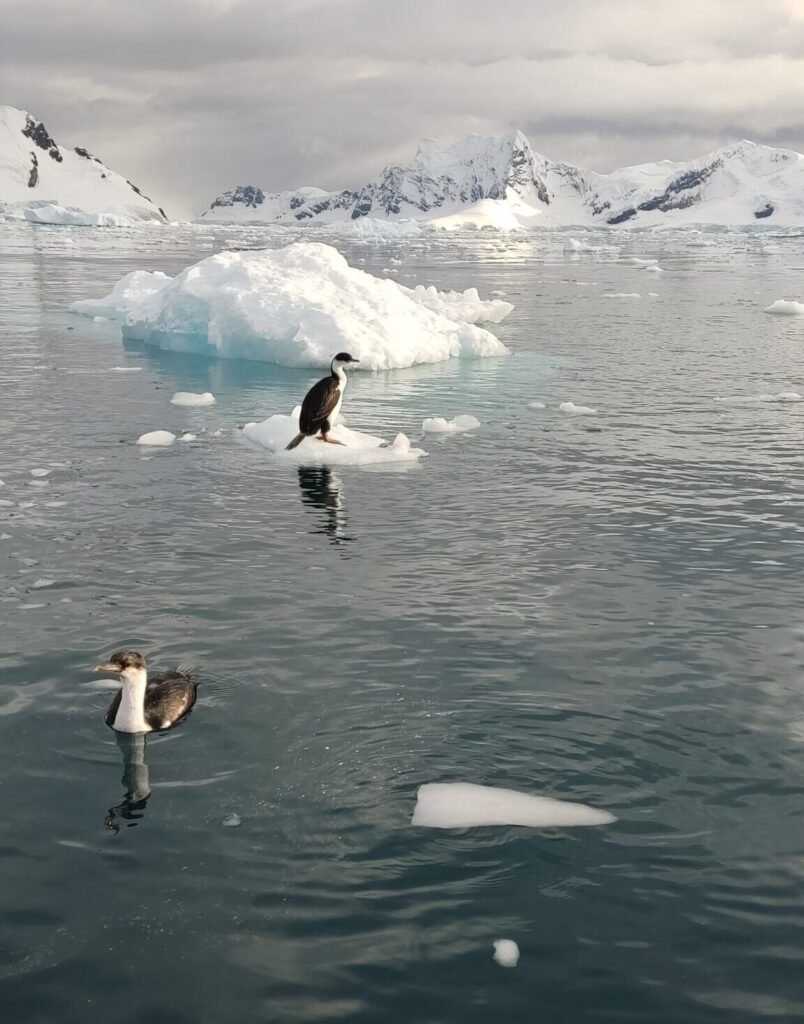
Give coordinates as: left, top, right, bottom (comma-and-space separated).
70, 242, 511, 371
0, 106, 167, 224
200, 131, 804, 230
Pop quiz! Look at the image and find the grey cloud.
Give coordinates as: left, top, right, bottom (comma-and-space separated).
1, 0, 803, 218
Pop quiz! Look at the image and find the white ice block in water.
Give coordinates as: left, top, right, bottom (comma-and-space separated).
136, 430, 176, 446
493, 940, 520, 968
75, 242, 510, 370
559, 402, 597, 415
422, 414, 480, 433
763, 299, 804, 316
170, 391, 216, 407
411, 783, 616, 828
528, 401, 546, 410
243, 406, 426, 467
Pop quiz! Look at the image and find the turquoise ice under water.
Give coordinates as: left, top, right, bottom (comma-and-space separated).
1, 222, 803, 1023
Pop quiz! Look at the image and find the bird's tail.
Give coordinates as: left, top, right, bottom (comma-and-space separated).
286, 432, 305, 450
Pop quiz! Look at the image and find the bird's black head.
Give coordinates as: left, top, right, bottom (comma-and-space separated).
332, 352, 359, 364
94, 650, 147, 674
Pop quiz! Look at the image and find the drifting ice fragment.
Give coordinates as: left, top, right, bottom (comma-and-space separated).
528, 401, 546, 410
170, 391, 216, 407
136, 430, 176, 447
30, 468, 51, 478
422, 414, 480, 433
493, 940, 520, 968
411, 783, 616, 828
559, 402, 597, 415
763, 299, 804, 316
222, 813, 242, 828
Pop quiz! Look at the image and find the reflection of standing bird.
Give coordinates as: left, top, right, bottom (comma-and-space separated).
286, 352, 360, 449
94, 650, 197, 734
298, 466, 350, 544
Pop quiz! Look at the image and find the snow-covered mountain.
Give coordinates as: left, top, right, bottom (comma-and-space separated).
0, 106, 167, 225
200, 131, 804, 229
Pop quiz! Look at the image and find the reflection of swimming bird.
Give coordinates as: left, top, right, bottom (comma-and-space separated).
298, 466, 350, 544
105, 732, 152, 832
286, 352, 360, 449
94, 650, 197, 734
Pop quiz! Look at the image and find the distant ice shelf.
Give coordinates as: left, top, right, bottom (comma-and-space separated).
70, 241, 511, 371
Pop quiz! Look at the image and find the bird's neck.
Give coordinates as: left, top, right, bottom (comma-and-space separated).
114, 668, 149, 733
331, 362, 347, 383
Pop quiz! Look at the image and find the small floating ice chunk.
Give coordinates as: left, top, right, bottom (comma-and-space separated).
763, 299, 804, 316
222, 813, 242, 828
170, 391, 216, 407
411, 783, 616, 829
243, 407, 426, 466
493, 939, 520, 968
18, 603, 46, 610
178, 432, 197, 442
0, 479, 5, 487
559, 402, 597, 416
30, 468, 51, 478
643, 265, 664, 273
422, 414, 480, 433
528, 401, 546, 410
603, 292, 640, 299
112, 366, 142, 373
93, 315, 109, 322
136, 430, 176, 447
32, 578, 55, 589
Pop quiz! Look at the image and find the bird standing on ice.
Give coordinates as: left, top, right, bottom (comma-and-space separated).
286, 352, 359, 449
95, 650, 197, 733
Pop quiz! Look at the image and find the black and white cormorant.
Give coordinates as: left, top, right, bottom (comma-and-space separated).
286, 352, 360, 450
94, 650, 197, 734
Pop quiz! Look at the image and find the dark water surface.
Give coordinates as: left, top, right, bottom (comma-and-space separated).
1, 222, 803, 1022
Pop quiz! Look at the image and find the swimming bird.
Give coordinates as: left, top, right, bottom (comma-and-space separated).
286, 352, 360, 449
94, 650, 197, 734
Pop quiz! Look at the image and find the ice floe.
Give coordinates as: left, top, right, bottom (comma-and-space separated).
422, 414, 480, 433
32, 578, 55, 589
528, 401, 546, 410
170, 391, 216, 407
559, 402, 597, 415
178, 432, 197, 442
70, 269, 171, 319
72, 242, 510, 370
603, 292, 641, 299
136, 430, 176, 446
411, 783, 616, 828
763, 299, 804, 316
30, 468, 51, 478
243, 406, 426, 466
493, 940, 520, 968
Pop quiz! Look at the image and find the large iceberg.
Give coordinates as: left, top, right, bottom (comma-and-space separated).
70, 242, 511, 371
243, 405, 426, 466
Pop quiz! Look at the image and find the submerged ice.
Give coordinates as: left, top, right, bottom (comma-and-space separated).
411, 783, 616, 828
70, 242, 511, 371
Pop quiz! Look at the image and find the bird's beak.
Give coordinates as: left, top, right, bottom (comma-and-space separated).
351, 358, 360, 363
94, 662, 118, 673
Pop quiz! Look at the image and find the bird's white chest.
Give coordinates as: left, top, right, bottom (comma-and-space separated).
113, 680, 152, 734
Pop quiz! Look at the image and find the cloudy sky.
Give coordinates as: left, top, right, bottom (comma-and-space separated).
2, 0, 803, 218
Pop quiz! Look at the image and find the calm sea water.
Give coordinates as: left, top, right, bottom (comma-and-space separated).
1, 222, 803, 1023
